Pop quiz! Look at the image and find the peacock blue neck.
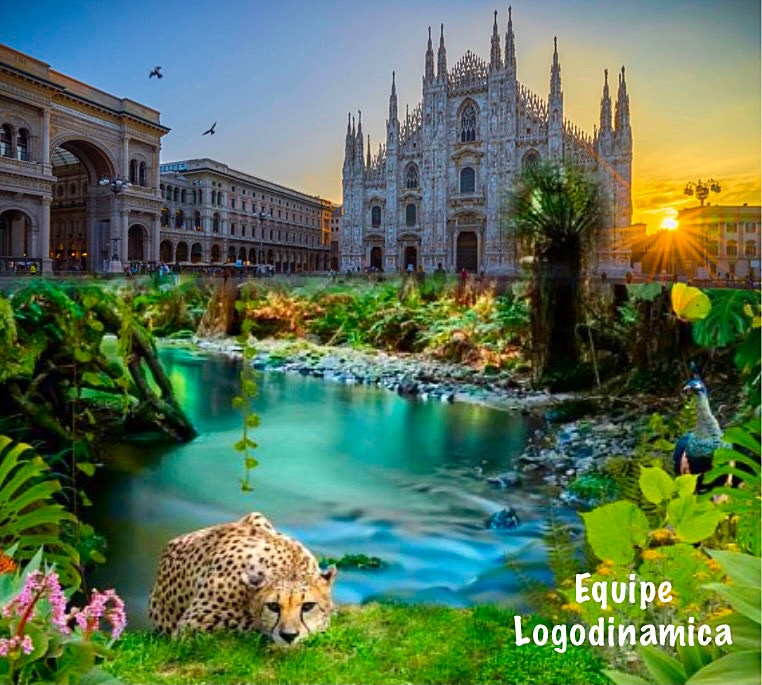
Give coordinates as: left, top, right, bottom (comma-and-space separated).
695, 392, 722, 440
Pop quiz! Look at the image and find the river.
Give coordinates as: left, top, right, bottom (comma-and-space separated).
93, 347, 572, 627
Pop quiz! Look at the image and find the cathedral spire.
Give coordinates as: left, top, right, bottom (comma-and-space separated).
366, 134, 371, 169
490, 10, 502, 71
548, 37, 563, 159
615, 66, 630, 134
355, 110, 364, 166
437, 23, 447, 81
599, 68, 612, 134
389, 71, 398, 121
550, 36, 561, 97
344, 112, 353, 170
425, 26, 435, 83
505, 6, 516, 77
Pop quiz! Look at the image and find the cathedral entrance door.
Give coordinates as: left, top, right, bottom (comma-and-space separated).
370, 246, 383, 270
404, 246, 417, 270
456, 232, 478, 272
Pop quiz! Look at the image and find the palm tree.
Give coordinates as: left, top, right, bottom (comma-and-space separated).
508, 161, 605, 384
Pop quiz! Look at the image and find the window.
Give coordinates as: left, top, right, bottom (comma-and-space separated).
0, 125, 11, 157
242, 225, 247, 237
726, 222, 737, 233
213, 213, 220, 233
173, 188, 180, 202
460, 167, 476, 194
161, 208, 169, 227
405, 164, 419, 189
166, 187, 173, 201
194, 211, 201, 230
746, 222, 757, 233
180, 189, 186, 203
460, 104, 477, 142
16, 129, 29, 161
371, 206, 381, 227
175, 210, 184, 229
231, 223, 236, 236
242, 201, 247, 212
708, 240, 719, 257
232, 199, 236, 209
129, 159, 138, 185
523, 151, 540, 171
745, 240, 757, 257
726, 240, 738, 257
139, 162, 147, 187
406, 203, 417, 227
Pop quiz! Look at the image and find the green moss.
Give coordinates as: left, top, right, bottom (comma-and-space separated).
107, 604, 608, 685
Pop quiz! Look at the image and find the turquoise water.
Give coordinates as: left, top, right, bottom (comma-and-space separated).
93, 347, 568, 627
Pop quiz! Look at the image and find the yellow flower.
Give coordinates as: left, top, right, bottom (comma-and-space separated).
684, 603, 701, 614
707, 559, 723, 573
641, 549, 664, 561
596, 565, 613, 576
651, 528, 676, 543
561, 603, 581, 613
709, 607, 733, 619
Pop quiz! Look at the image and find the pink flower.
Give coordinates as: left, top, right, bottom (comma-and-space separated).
44, 572, 70, 634
75, 589, 127, 640
0, 634, 34, 657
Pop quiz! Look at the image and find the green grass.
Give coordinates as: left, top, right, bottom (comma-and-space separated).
107, 604, 609, 684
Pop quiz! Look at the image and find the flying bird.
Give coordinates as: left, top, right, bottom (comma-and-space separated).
202, 122, 217, 136
149, 66, 163, 79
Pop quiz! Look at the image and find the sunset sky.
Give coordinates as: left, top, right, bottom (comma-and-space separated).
3, 0, 759, 230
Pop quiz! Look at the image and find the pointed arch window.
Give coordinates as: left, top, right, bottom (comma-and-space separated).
460, 104, 477, 142
129, 159, 138, 185
139, 161, 147, 186
460, 167, 475, 194
405, 164, 419, 189
371, 206, 381, 227
16, 129, 29, 161
0, 125, 11, 158
406, 203, 417, 227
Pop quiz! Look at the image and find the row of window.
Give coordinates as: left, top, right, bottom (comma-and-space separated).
708, 240, 758, 258
721, 222, 758, 233
128, 159, 149, 187
160, 208, 322, 245
0, 124, 30, 161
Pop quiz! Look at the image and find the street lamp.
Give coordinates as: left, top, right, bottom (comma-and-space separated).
99, 175, 132, 271
684, 179, 721, 207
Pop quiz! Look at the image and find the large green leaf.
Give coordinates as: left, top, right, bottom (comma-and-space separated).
691, 289, 758, 348
641, 645, 687, 684
640, 467, 675, 504
582, 500, 650, 564
703, 583, 760, 624
706, 550, 761, 588
708, 613, 761, 651
603, 670, 652, 685
666, 496, 725, 543
686, 651, 761, 685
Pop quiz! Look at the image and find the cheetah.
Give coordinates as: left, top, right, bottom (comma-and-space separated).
148, 512, 337, 645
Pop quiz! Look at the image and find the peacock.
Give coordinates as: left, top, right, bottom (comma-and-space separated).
672, 370, 727, 482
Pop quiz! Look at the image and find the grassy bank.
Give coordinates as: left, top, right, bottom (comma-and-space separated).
107, 604, 608, 685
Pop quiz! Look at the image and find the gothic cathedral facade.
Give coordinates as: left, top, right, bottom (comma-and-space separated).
340, 10, 633, 275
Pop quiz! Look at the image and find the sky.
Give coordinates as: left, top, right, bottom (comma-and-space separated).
2, 0, 759, 230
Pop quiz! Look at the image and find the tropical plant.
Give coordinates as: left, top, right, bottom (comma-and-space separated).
604, 550, 761, 685
0, 437, 79, 587
233, 319, 261, 492
0, 549, 126, 685
507, 161, 605, 384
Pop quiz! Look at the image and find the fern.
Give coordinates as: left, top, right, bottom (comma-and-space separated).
0, 435, 80, 586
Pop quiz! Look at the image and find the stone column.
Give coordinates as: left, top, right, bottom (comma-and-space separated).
152, 214, 161, 262
40, 196, 52, 272
122, 137, 130, 178
120, 209, 129, 262
41, 110, 50, 165
153, 147, 160, 192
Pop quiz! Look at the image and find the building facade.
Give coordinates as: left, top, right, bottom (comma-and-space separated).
159, 159, 333, 272
677, 204, 760, 279
330, 205, 342, 270
0, 44, 168, 272
341, 11, 632, 274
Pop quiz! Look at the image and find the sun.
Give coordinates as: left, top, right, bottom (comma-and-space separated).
660, 217, 679, 231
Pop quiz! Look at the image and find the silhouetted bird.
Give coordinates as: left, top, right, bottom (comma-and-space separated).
202, 122, 217, 136
149, 66, 163, 79
673, 370, 727, 481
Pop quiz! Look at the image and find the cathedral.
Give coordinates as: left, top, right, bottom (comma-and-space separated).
340, 9, 633, 275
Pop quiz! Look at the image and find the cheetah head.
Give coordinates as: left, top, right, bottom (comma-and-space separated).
242, 566, 337, 646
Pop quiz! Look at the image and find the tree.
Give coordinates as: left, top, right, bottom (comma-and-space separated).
508, 162, 605, 384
